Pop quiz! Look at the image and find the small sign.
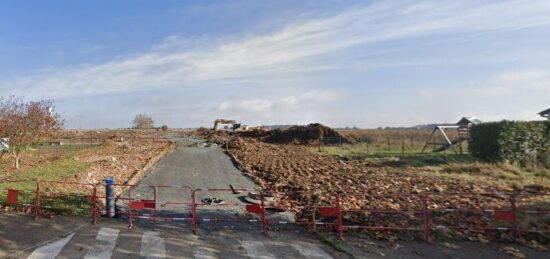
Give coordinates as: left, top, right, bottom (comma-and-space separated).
319, 207, 339, 217
246, 204, 264, 214
494, 210, 515, 222
130, 201, 145, 210
142, 199, 155, 209
7, 189, 19, 205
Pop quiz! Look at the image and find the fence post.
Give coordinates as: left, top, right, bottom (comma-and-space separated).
336, 194, 344, 240
260, 192, 269, 236
33, 181, 41, 219
422, 195, 431, 243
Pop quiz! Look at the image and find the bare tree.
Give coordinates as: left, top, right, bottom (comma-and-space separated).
132, 114, 154, 129
0, 96, 63, 169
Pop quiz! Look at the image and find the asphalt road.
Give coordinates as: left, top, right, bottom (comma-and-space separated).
120, 136, 258, 221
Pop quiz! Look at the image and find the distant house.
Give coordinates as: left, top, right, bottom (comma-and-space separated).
539, 108, 550, 120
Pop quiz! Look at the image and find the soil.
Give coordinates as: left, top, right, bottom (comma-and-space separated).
264, 123, 347, 145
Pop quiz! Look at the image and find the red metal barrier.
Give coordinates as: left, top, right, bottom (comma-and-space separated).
2, 178, 548, 242
254, 190, 341, 237
0, 179, 96, 220
93, 183, 195, 229
191, 188, 266, 235
259, 191, 549, 242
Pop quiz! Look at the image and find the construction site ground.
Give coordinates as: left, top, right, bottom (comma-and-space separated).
1, 134, 548, 258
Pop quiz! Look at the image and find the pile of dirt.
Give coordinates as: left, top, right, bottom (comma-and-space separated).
68, 131, 173, 185
264, 123, 348, 145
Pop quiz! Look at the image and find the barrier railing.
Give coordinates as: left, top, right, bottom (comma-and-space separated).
1, 178, 548, 243
0, 179, 96, 220
192, 188, 266, 235
267, 191, 550, 242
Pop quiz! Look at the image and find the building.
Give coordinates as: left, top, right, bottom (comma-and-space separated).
539, 108, 550, 120
214, 119, 241, 131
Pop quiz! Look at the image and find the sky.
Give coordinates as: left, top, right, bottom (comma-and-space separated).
1, 0, 549, 129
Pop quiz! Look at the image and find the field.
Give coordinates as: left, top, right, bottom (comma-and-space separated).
198, 125, 549, 243
0, 130, 173, 214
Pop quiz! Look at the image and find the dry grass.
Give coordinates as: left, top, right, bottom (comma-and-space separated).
338, 128, 459, 149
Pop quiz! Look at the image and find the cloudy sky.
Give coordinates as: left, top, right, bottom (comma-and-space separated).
1, 0, 549, 128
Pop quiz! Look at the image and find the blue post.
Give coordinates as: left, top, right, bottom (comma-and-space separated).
105, 177, 115, 218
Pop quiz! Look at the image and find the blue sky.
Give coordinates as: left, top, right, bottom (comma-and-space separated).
1, 0, 549, 128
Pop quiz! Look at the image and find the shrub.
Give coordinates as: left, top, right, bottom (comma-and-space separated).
469, 121, 549, 167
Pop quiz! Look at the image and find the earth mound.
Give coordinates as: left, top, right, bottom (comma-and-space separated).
264, 123, 347, 145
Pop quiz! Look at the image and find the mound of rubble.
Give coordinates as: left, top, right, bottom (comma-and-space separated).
264, 123, 348, 145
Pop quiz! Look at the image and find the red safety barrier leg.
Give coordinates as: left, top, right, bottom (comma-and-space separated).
510, 194, 519, 238
260, 192, 269, 237
128, 188, 133, 229
33, 181, 41, 220
92, 184, 98, 225
191, 190, 197, 234
422, 195, 432, 243
152, 187, 157, 229
336, 194, 344, 241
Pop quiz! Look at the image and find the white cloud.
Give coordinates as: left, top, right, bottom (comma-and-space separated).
416, 69, 550, 122
2, 0, 550, 99
214, 89, 343, 125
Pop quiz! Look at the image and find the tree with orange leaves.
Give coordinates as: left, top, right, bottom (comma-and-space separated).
0, 96, 63, 169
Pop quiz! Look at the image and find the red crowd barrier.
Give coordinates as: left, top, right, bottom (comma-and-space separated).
2, 178, 548, 242
0, 179, 97, 220
266, 191, 550, 242
192, 188, 267, 235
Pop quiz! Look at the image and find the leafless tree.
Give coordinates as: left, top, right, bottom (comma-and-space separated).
132, 114, 154, 129
0, 96, 63, 169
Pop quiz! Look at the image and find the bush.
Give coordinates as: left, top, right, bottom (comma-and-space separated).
469, 121, 549, 167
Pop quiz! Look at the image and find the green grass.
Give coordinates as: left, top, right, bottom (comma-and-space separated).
0, 158, 93, 215
319, 144, 473, 167
1, 158, 90, 191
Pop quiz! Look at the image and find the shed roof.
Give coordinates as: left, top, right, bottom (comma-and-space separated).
456, 117, 481, 125
539, 108, 550, 117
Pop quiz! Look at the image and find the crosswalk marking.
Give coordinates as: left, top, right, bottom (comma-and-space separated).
141, 231, 166, 259
193, 247, 218, 259
27, 233, 75, 259
84, 227, 120, 259
291, 243, 334, 258
239, 241, 276, 259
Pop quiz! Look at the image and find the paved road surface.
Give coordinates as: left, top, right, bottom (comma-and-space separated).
121, 136, 259, 222
16, 218, 338, 259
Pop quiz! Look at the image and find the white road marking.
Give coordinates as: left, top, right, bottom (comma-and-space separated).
141, 231, 166, 259
27, 233, 75, 259
84, 227, 120, 259
239, 241, 276, 259
193, 247, 218, 259
291, 243, 334, 258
